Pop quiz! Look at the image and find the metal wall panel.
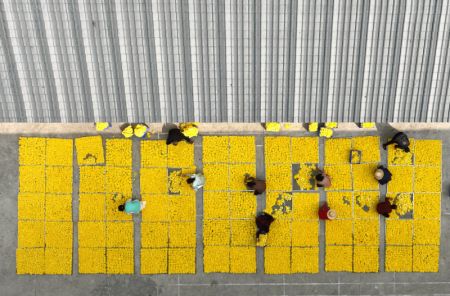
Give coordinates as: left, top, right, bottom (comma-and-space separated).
0, 0, 449, 122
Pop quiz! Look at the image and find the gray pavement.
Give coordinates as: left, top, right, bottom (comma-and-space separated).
1, 124, 450, 296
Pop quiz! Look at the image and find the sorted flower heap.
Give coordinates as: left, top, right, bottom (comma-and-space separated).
386, 139, 441, 272
324, 137, 381, 272
264, 136, 320, 274
17, 137, 73, 275
78, 138, 134, 274
140, 140, 196, 274
202, 136, 257, 273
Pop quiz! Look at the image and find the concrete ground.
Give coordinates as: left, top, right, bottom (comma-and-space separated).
1, 123, 450, 296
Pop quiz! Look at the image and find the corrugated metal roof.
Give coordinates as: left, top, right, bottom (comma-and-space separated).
0, 0, 449, 122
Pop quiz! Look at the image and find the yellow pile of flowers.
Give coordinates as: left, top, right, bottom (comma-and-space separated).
75, 136, 105, 165
360, 122, 375, 128
265, 122, 281, 132
294, 164, 317, 191
386, 139, 442, 272
17, 138, 74, 274
179, 122, 199, 138
202, 136, 257, 273
140, 138, 197, 274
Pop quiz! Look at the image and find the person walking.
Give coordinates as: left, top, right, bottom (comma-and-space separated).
377, 197, 397, 218
382, 132, 410, 152
118, 198, 146, 214
186, 173, 206, 191
374, 166, 392, 185
315, 170, 331, 188
245, 175, 266, 195
256, 212, 275, 238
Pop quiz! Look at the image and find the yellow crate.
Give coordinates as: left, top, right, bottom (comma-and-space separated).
203, 219, 230, 246
106, 194, 132, 221
353, 219, 379, 245
229, 136, 255, 163
141, 140, 167, 167
323, 165, 352, 191
18, 221, 44, 248
325, 138, 352, 164
168, 141, 194, 168
141, 222, 168, 248
385, 220, 412, 245
169, 195, 196, 221
266, 219, 291, 247
78, 247, 106, 274
265, 164, 292, 191
202, 136, 229, 163
387, 138, 415, 166
229, 164, 256, 190
107, 248, 134, 274
385, 246, 412, 272
19, 166, 45, 193
141, 248, 168, 274
387, 166, 413, 193
231, 220, 256, 246
106, 139, 132, 167
292, 192, 319, 220
79, 166, 105, 193
45, 194, 72, 221
413, 245, 439, 272
78, 222, 106, 247
46, 166, 73, 193
291, 247, 319, 273
291, 137, 319, 163
75, 136, 105, 165
414, 166, 441, 193
169, 221, 196, 248
230, 247, 256, 273
204, 246, 230, 273
413, 220, 440, 245
79, 194, 105, 221
326, 192, 353, 219
414, 140, 441, 166
352, 163, 379, 191
142, 194, 169, 222
45, 221, 73, 248
168, 248, 196, 274
264, 137, 291, 164
325, 220, 353, 245
106, 221, 134, 248
353, 246, 379, 272
46, 138, 73, 166
19, 137, 46, 165
230, 191, 256, 219
325, 245, 352, 272
18, 193, 45, 220
204, 191, 229, 219
44, 248, 72, 275
106, 167, 132, 195
414, 193, 440, 219
203, 163, 229, 190
292, 220, 319, 247
354, 192, 379, 219
352, 136, 380, 163
264, 247, 291, 274
16, 248, 45, 274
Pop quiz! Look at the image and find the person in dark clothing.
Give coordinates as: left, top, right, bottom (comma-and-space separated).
256, 212, 275, 238
166, 128, 194, 145
374, 166, 392, 185
245, 175, 266, 195
382, 132, 410, 152
377, 197, 397, 218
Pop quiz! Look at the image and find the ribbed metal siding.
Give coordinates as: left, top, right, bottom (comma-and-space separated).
0, 0, 449, 122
